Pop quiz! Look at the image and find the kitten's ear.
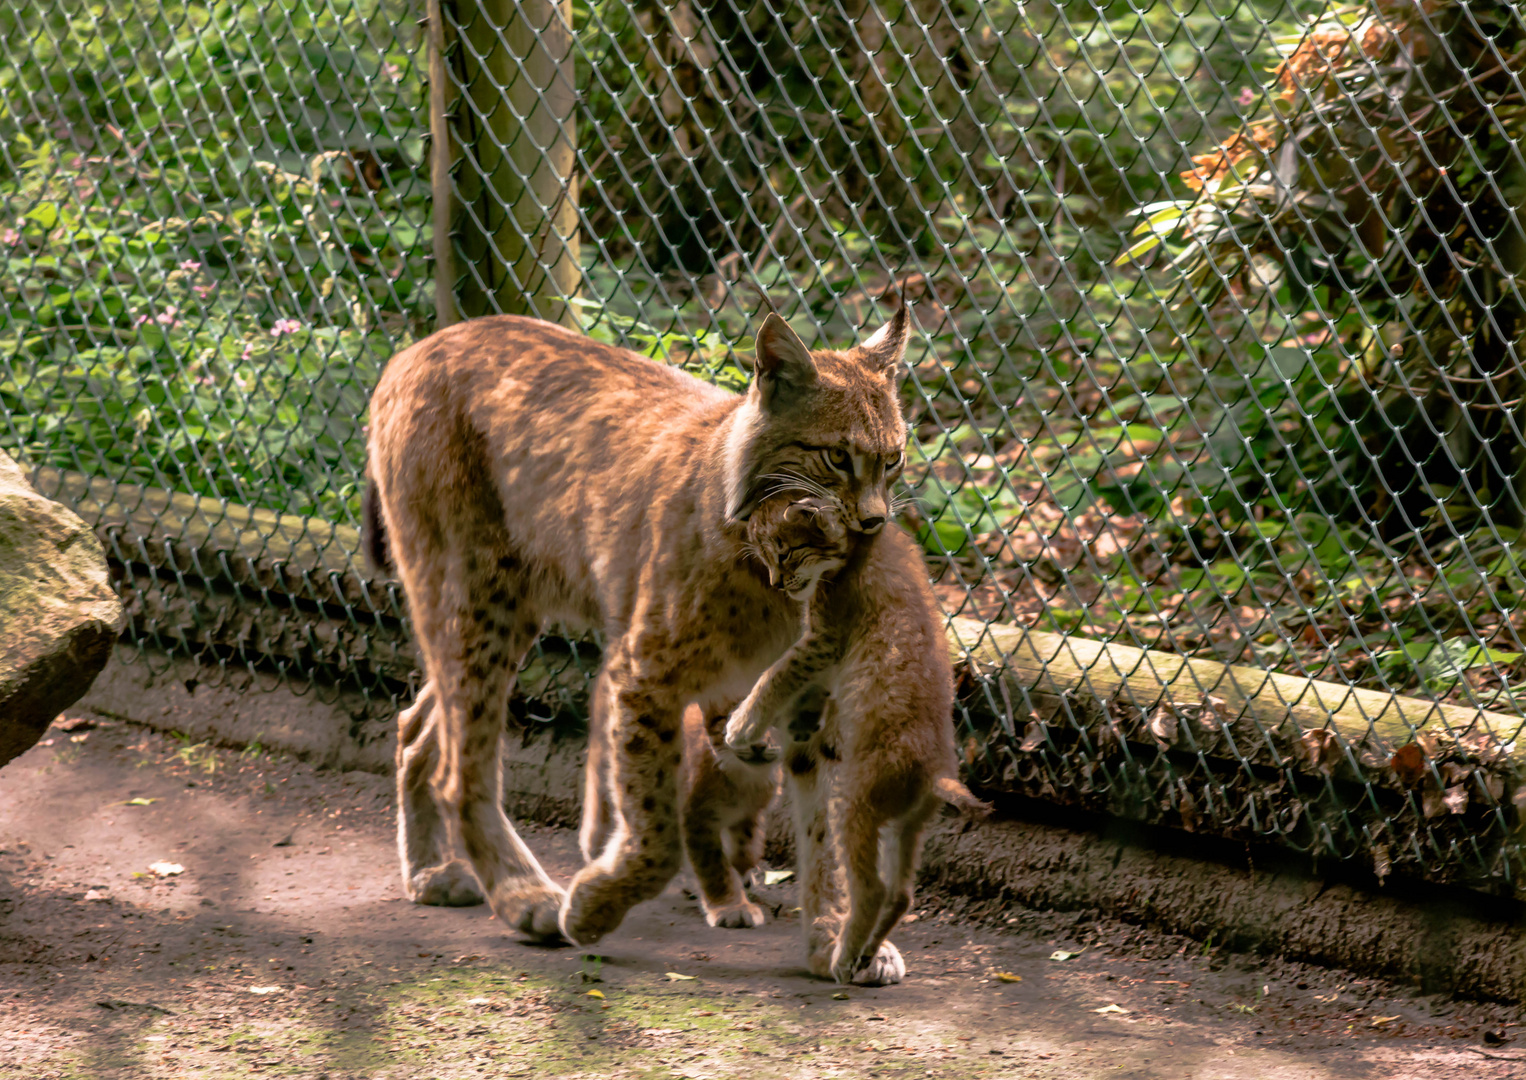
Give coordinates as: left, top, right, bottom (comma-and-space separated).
859, 298, 910, 379
752, 314, 818, 407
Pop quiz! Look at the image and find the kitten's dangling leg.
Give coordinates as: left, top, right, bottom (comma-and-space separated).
858, 797, 937, 979
826, 781, 892, 985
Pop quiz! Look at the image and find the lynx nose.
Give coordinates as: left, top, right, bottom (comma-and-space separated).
858, 515, 886, 533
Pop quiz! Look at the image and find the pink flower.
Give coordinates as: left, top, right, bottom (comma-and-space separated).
193, 284, 214, 298
155, 306, 182, 328
240, 348, 253, 362
179, 259, 201, 272
1237, 86, 1256, 107
383, 61, 402, 83
1, 228, 19, 246
134, 314, 150, 327
270, 318, 303, 337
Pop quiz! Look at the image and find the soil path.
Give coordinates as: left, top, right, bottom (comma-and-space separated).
1, 716, 1523, 1079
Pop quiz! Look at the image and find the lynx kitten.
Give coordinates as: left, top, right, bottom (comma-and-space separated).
727, 495, 990, 982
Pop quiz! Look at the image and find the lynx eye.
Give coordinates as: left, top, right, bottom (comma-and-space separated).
825, 447, 852, 472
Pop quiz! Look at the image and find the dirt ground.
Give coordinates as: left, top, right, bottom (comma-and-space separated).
2, 715, 1525, 1080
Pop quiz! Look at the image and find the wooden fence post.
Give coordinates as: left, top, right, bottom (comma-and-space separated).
427, 0, 581, 329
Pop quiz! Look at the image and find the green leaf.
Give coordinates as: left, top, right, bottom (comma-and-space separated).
1114, 233, 1163, 266
25, 202, 59, 230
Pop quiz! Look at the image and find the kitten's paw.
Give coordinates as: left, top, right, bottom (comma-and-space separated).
491, 880, 567, 943
703, 897, 766, 929
407, 861, 486, 907
723, 711, 764, 755
732, 743, 779, 765
830, 939, 905, 986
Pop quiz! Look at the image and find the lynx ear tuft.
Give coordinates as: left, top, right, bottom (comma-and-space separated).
860, 299, 910, 377
753, 314, 818, 404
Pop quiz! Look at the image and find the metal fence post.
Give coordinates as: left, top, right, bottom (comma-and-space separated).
428, 0, 581, 328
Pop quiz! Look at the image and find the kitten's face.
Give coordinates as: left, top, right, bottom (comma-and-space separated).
749, 497, 851, 600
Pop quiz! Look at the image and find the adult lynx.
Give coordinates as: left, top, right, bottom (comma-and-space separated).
365, 307, 911, 962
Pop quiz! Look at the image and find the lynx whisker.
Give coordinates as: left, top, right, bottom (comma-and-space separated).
756, 471, 841, 506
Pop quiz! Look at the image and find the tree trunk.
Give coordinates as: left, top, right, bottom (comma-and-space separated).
428, 0, 581, 328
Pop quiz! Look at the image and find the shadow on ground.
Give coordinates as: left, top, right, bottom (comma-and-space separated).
1, 715, 1523, 1079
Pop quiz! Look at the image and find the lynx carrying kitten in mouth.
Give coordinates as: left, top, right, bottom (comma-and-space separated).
366, 302, 921, 976
730, 494, 990, 983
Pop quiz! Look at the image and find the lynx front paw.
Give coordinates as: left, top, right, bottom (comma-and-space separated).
490, 880, 567, 943
558, 876, 629, 947
703, 897, 766, 929
830, 939, 905, 986
407, 861, 486, 907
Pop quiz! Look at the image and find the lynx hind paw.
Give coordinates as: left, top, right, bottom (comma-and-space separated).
704, 897, 766, 929
408, 861, 486, 907
491, 881, 568, 943
830, 939, 906, 986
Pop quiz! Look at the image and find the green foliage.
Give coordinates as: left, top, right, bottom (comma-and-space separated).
0, 0, 430, 521
1, 0, 1523, 712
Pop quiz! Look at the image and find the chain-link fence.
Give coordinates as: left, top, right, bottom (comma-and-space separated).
5, 0, 1526, 895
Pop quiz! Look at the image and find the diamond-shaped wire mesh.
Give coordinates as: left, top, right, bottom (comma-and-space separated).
4, 0, 1526, 893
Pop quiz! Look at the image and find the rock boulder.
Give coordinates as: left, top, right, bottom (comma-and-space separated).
0, 451, 122, 767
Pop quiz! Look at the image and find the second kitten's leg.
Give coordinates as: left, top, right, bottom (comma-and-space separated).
682, 706, 775, 928
579, 673, 618, 863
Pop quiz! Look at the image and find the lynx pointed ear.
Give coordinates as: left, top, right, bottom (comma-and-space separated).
753, 313, 818, 404
860, 299, 910, 378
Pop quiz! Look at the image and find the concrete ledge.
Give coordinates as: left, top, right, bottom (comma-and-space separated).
922, 812, 1526, 1003
77, 650, 586, 828
74, 648, 1526, 1004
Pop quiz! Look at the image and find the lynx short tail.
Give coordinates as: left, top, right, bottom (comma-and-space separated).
362, 480, 392, 573
933, 776, 992, 819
